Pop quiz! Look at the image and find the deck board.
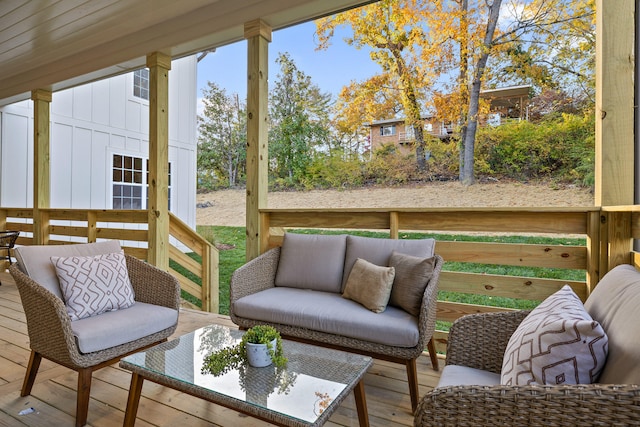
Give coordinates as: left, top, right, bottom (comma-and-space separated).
0, 271, 441, 426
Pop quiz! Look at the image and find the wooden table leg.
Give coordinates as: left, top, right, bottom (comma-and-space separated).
123, 373, 144, 427
353, 380, 369, 427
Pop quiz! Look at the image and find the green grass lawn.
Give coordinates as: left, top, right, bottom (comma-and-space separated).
193, 226, 586, 320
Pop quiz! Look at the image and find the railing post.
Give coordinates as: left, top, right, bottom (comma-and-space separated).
87, 211, 97, 243
586, 210, 602, 294
390, 211, 399, 239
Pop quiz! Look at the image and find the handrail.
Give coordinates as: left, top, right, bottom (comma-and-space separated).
0, 207, 219, 313
259, 206, 613, 353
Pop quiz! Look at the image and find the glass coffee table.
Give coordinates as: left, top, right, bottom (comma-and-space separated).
120, 324, 373, 427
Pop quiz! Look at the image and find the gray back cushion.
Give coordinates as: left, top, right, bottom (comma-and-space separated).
342, 235, 435, 291
274, 233, 347, 293
584, 264, 640, 384
14, 240, 123, 300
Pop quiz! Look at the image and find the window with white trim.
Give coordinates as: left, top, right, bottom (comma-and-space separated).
133, 69, 149, 100
380, 124, 396, 136
112, 154, 172, 210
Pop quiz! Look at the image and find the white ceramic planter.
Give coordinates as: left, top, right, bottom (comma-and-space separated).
245, 338, 277, 367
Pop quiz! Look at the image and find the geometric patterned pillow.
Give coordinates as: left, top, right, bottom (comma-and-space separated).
501, 285, 608, 385
51, 251, 135, 321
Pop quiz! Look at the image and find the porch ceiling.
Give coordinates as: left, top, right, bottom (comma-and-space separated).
0, 0, 374, 107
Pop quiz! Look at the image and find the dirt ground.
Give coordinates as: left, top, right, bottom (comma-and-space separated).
196, 181, 594, 226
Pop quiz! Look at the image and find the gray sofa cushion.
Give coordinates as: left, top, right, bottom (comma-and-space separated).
70, 302, 178, 353
274, 233, 347, 293
14, 240, 123, 300
584, 264, 640, 384
437, 365, 501, 388
233, 287, 420, 347
342, 235, 436, 291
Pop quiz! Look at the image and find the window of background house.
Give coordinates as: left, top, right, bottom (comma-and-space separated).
133, 69, 149, 100
380, 124, 396, 136
112, 154, 171, 210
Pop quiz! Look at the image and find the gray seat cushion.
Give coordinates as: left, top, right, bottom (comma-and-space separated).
342, 235, 436, 291
14, 240, 122, 299
233, 287, 420, 347
584, 264, 640, 384
436, 365, 501, 388
71, 302, 178, 353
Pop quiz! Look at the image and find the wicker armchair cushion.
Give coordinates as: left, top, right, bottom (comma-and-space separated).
14, 240, 122, 300
233, 286, 420, 347
51, 251, 135, 321
341, 235, 435, 291
275, 233, 347, 293
585, 264, 640, 384
501, 285, 608, 385
342, 258, 395, 313
437, 365, 500, 388
388, 251, 435, 316
71, 301, 178, 353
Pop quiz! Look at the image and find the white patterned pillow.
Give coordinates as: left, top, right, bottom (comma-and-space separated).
51, 251, 135, 321
501, 285, 608, 385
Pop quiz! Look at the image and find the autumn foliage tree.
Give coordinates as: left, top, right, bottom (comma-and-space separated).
316, 0, 451, 171
317, 0, 594, 185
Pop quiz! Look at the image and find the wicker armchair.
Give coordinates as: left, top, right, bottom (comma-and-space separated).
415, 264, 640, 426
10, 241, 180, 427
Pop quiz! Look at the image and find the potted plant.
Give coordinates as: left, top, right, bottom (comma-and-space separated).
201, 325, 287, 376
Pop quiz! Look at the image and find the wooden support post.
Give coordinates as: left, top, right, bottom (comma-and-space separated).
595, 0, 635, 206
146, 52, 171, 270
31, 89, 52, 246
244, 20, 271, 261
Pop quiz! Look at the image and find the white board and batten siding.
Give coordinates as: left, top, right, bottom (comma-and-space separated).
0, 56, 198, 246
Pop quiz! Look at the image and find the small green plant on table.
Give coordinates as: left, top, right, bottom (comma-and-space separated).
201, 325, 287, 376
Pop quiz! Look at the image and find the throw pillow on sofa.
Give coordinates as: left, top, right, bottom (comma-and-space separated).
501, 285, 608, 386
388, 251, 435, 316
342, 258, 395, 313
51, 251, 135, 321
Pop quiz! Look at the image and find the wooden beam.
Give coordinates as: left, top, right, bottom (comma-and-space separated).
595, 0, 635, 206
244, 20, 271, 261
31, 89, 52, 245
146, 52, 171, 270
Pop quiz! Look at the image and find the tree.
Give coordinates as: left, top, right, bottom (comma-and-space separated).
197, 82, 246, 188
269, 52, 332, 186
316, 0, 452, 172
453, 0, 594, 185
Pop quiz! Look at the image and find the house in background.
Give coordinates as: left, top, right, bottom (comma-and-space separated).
366, 84, 532, 152
0, 56, 198, 232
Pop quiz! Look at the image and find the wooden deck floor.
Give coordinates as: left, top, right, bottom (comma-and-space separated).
0, 271, 441, 426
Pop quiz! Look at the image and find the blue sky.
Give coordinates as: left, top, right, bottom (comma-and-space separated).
196, 21, 380, 111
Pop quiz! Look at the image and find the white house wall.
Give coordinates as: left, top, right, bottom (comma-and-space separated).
0, 55, 197, 229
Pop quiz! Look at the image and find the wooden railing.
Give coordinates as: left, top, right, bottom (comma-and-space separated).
259, 206, 635, 353
0, 208, 218, 313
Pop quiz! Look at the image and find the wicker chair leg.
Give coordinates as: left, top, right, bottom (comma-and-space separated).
406, 358, 419, 412
76, 368, 93, 427
427, 337, 439, 370
21, 351, 42, 396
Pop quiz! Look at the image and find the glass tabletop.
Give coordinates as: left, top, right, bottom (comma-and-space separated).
120, 324, 372, 426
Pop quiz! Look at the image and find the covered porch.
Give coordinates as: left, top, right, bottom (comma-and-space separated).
0, 271, 440, 426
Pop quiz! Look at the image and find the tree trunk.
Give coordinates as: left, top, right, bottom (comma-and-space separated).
460, 0, 502, 186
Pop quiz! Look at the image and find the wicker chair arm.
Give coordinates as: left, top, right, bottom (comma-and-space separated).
445, 310, 530, 373
9, 264, 80, 366
416, 255, 443, 349
415, 384, 640, 426
229, 247, 281, 305
125, 255, 180, 310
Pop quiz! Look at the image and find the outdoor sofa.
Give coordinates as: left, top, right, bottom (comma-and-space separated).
230, 232, 443, 411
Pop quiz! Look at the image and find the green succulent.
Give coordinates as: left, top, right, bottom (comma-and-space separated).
201, 325, 287, 376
